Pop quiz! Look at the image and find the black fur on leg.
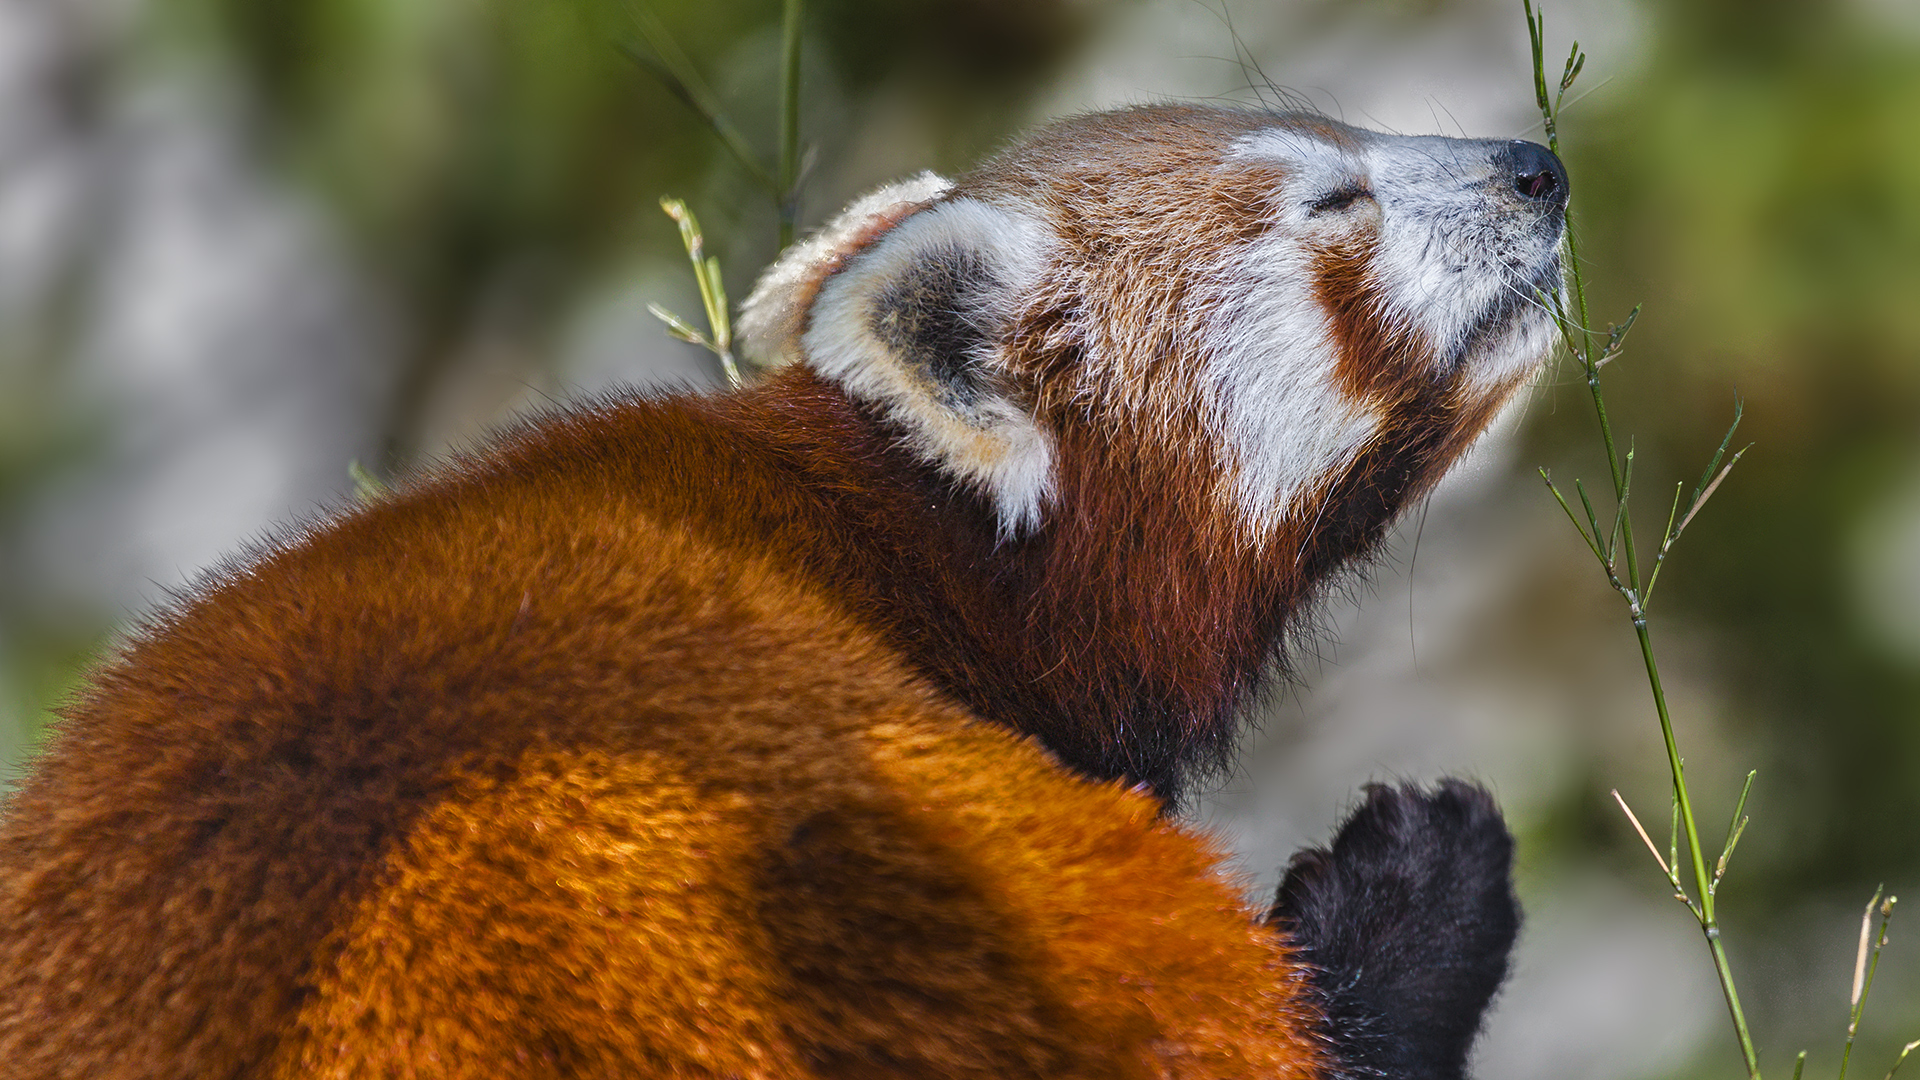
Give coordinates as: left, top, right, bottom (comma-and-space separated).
1268, 780, 1520, 1080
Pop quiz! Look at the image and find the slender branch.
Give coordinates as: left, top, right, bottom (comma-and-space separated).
1644, 480, 1687, 606
623, 0, 806, 253
1669, 789, 1681, 891
1574, 478, 1609, 564
1842, 891, 1897, 1080
1613, 790, 1676, 881
1541, 470, 1607, 565
615, 21, 778, 198
1886, 1041, 1920, 1080
1524, 3, 1762, 1072
777, 0, 805, 249
651, 198, 740, 386
1610, 441, 1636, 560
1713, 770, 1755, 891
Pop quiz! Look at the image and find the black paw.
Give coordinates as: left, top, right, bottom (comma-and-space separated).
1268, 780, 1519, 1080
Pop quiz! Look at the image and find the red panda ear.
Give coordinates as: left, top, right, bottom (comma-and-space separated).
779, 193, 1059, 537
738, 172, 952, 368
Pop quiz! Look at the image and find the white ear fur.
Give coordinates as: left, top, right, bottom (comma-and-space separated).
738, 172, 952, 368
801, 196, 1058, 538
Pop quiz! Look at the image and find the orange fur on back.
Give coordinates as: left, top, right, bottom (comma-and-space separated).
0, 375, 1326, 1079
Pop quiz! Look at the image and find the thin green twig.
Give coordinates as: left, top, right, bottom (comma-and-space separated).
1841, 891, 1898, 1080
1524, 2, 1762, 1073
347, 460, 388, 505
1712, 770, 1755, 894
1540, 470, 1606, 564
649, 198, 740, 386
632, 0, 810, 390
1885, 1040, 1920, 1080
617, 5, 778, 198
778, 0, 804, 249
622, 0, 808, 253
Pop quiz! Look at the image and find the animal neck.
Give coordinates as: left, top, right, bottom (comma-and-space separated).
706, 367, 1327, 807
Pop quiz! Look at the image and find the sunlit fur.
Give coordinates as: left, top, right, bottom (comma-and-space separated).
0, 104, 1561, 1080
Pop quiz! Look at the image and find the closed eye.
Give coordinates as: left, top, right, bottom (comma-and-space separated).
1309, 184, 1373, 214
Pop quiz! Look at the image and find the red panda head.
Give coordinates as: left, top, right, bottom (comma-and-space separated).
743, 104, 1564, 546
740, 104, 1566, 797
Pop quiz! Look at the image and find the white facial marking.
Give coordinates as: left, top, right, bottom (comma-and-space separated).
1207, 122, 1563, 539
803, 197, 1058, 538
1198, 224, 1383, 538
1363, 137, 1564, 391
1205, 128, 1383, 537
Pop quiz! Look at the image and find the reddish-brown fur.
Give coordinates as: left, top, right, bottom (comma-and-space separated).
0, 104, 1547, 1078
0, 372, 1341, 1079
941, 108, 1518, 789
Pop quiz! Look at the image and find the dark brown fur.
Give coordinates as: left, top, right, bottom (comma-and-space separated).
0, 104, 1554, 1079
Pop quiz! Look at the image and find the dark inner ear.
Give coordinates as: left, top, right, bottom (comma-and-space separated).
870, 246, 998, 410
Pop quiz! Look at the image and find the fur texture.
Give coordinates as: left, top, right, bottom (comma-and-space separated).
1271, 782, 1522, 1080
0, 383, 1331, 1079
0, 104, 1566, 1079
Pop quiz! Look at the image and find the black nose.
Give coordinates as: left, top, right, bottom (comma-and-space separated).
1505, 140, 1568, 209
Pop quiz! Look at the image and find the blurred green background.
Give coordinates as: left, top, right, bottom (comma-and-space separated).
0, 0, 1914, 1075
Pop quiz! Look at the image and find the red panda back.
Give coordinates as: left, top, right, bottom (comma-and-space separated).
267, 729, 1327, 1079
0, 378, 1326, 1079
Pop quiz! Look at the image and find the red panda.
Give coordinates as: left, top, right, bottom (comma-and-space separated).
0, 104, 1566, 1079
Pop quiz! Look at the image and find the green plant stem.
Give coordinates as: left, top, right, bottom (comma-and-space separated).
617, 9, 778, 198
1842, 893, 1897, 1080
1575, 167, 1765, 1080
624, 0, 807, 254
1635, 620, 1761, 1075
1576, 230, 1759, 1073
777, 0, 803, 250
1526, 3, 1762, 1073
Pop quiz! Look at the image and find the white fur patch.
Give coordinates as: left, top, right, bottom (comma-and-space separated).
1361, 137, 1563, 391
1229, 128, 1356, 186
1462, 308, 1561, 395
1211, 125, 1563, 539
1199, 234, 1383, 539
739, 172, 952, 367
802, 197, 1058, 538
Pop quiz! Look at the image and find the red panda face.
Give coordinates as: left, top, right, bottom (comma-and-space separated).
740, 105, 1565, 550
1207, 121, 1567, 540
